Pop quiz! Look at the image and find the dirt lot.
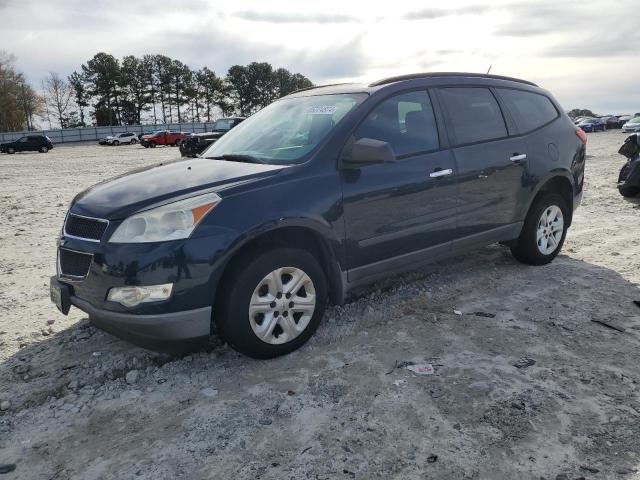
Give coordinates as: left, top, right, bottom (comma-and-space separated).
1, 132, 639, 479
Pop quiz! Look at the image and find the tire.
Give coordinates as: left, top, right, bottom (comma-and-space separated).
113, 140, 119, 146
39, 146, 48, 153
510, 193, 569, 265
215, 247, 327, 359
149, 142, 156, 148
7, 147, 15, 154
130, 138, 137, 144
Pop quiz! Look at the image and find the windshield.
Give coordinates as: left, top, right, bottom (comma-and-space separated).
629, 117, 640, 124
203, 93, 367, 165
212, 119, 235, 131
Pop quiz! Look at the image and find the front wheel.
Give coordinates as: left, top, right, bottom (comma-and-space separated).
149, 142, 156, 148
215, 247, 327, 359
39, 146, 48, 153
510, 193, 569, 265
130, 138, 137, 144
7, 147, 15, 154
113, 140, 119, 146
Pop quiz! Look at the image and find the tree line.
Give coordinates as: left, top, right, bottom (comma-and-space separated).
0, 52, 45, 132
0, 51, 314, 132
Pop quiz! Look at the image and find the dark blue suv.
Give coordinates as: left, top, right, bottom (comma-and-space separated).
50, 72, 586, 358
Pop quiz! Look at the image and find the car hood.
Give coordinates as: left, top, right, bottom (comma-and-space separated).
70, 158, 287, 219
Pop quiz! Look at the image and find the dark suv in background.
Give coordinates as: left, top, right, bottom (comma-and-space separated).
50, 72, 585, 358
179, 117, 245, 157
1, 134, 53, 154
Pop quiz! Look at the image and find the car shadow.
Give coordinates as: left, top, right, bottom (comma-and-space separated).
1, 245, 639, 415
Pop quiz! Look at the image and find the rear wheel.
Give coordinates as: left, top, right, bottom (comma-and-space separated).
39, 146, 48, 153
149, 142, 156, 148
113, 140, 119, 146
510, 193, 569, 265
215, 247, 327, 359
130, 138, 137, 144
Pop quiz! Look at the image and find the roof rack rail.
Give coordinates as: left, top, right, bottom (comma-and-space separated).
291, 82, 354, 94
369, 72, 537, 87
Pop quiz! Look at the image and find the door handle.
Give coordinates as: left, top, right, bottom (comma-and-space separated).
510, 153, 527, 162
430, 168, 453, 178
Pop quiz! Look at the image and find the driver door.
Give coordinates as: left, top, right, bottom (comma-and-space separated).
340, 90, 458, 282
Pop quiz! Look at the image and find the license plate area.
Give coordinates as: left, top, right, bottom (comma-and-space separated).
50, 276, 71, 315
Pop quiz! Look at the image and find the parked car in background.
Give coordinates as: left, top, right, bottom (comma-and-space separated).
1, 134, 53, 154
50, 72, 585, 358
98, 132, 139, 146
179, 117, 245, 157
622, 116, 640, 133
577, 118, 605, 132
140, 130, 189, 148
138, 129, 164, 141
618, 115, 634, 125
599, 115, 621, 129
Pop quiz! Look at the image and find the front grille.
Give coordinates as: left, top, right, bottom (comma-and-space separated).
59, 248, 93, 279
65, 214, 108, 241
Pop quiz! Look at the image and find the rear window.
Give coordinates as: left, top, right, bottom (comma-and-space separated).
438, 88, 507, 145
498, 89, 558, 133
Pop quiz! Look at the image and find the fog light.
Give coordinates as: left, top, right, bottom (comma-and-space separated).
107, 284, 173, 307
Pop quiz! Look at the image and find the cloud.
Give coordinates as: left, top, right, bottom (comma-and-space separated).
285, 36, 368, 81
544, 29, 640, 58
233, 11, 359, 24
403, 5, 492, 20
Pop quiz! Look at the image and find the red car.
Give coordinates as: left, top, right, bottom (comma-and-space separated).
141, 130, 189, 148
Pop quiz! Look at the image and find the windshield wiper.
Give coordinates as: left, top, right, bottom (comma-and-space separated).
206, 154, 265, 164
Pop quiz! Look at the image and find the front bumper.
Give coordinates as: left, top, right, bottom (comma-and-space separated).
74, 294, 211, 352
52, 223, 237, 351
51, 274, 210, 351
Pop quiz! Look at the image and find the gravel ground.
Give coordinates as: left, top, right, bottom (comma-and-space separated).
1, 132, 639, 479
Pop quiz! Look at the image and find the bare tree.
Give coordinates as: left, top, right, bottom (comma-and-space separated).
42, 71, 74, 128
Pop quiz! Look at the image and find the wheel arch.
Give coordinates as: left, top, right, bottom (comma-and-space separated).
527, 172, 575, 226
213, 222, 345, 312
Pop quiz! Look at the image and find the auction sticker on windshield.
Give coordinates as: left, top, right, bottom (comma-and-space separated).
308, 106, 337, 115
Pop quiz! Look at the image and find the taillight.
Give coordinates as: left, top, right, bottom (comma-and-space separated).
575, 128, 587, 145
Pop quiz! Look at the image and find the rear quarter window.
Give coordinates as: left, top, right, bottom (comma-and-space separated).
438, 87, 507, 145
497, 88, 558, 133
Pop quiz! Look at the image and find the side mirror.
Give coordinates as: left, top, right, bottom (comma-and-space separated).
342, 137, 395, 167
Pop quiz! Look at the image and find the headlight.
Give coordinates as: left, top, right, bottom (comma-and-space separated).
109, 192, 221, 243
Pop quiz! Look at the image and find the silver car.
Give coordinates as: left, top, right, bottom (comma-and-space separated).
622, 117, 640, 133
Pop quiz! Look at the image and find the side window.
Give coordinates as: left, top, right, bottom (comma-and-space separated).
438, 87, 507, 145
354, 90, 439, 158
498, 88, 558, 133
18, 137, 28, 143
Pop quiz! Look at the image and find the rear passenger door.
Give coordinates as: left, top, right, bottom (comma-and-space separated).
341, 90, 458, 278
436, 87, 527, 245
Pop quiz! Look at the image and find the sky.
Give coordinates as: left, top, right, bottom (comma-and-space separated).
1, 0, 639, 114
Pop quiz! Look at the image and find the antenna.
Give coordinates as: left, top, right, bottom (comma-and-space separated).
486, 65, 492, 74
